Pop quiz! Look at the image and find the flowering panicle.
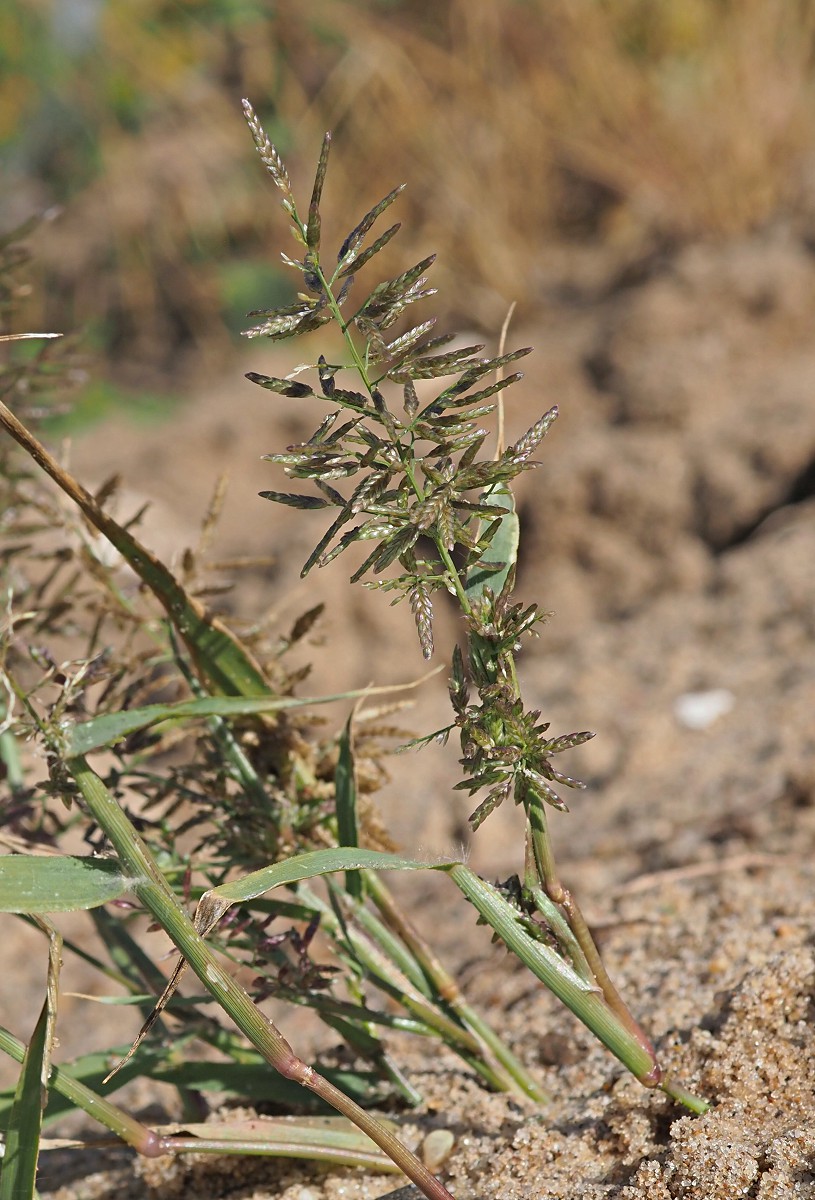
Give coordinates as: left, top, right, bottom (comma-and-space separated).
242, 104, 590, 832
237, 101, 709, 1122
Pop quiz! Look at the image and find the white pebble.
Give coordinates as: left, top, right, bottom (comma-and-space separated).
673, 688, 735, 730
421, 1129, 455, 1170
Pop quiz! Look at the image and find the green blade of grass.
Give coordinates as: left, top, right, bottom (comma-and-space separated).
0, 856, 133, 913
206, 848, 684, 1096
198, 848, 451, 931
362, 871, 548, 1102
446, 865, 659, 1084
464, 484, 518, 606
0, 1041, 153, 1134
165, 1114, 398, 1170
66, 690, 395, 757
335, 716, 362, 898
89, 906, 171, 994
0, 918, 61, 1200
0, 726, 25, 795
0, 1003, 49, 1200
0, 1045, 390, 1130
0, 1028, 393, 1159
325, 880, 434, 999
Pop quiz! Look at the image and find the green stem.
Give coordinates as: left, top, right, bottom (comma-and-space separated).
660, 1078, 710, 1114
301, 883, 516, 1096
526, 795, 658, 1063
526, 795, 563, 903
0, 1024, 406, 1169
561, 890, 656, 1051
158, 1132, 399, 1169
448, 865, 660, 1086
302, 882, 511, 1094
19, 914, 135, 993
67, 755, 455, 1200
317, 258, 374, 391
0, 1024, 164, 1157
317, 886, 491, 1064
277, 179, 705, 1120
524, 886, 595, 987
435, 541, 473, 614
315, 255, 430, 504
364, 871, 547, 1102
0, 727, 25, 793
328, 880, 434, 997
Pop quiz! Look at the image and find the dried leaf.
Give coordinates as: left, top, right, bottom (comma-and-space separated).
315, 479, 348, 506
331, 388, 370, 413
317, 355, 337, 397
440, 372, 526, 411
319, 520, 399, 568
371, 319, 437, 367
520, 769, 569, 812
505, 406, 559, 465
432, 348, 532, 404
307, 410, 341, 443
546, 731, 595, 755
287, 605, 325, 643
469, 780, 512, 830
377, 285, 438, 331
301, 507, 354, 577
243, 307, 331, 341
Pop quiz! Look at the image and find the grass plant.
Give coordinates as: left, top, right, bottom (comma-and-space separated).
0, 105, 708, 1200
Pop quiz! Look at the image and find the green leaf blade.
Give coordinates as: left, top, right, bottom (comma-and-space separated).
464, 485, 519, 605
66, 692, 374, 756
207, 848, 455, 909
335, 717, 362, 898
447, 865, 659, 1084
0, 857, 133, 914
0, 1003, 49, 1200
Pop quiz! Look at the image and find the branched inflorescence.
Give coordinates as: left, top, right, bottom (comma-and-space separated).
242, 101, 590, 832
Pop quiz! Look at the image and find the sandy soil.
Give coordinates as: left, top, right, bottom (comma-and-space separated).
15, 226, 815, 1197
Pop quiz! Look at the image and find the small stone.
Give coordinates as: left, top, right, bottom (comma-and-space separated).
673, 688, 735, 730
421, 1129, 455, 1171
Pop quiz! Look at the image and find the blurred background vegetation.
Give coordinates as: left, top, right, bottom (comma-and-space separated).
3, 0, 815, 401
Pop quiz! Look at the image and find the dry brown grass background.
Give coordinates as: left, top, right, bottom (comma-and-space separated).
5, 0, 815, 379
